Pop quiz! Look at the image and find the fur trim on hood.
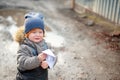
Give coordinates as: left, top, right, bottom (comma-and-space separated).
14, 26, 25, 44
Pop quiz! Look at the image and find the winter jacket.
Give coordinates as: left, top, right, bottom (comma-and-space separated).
16, 38, 49, 80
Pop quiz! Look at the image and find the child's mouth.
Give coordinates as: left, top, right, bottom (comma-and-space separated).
35, 38, 40, 40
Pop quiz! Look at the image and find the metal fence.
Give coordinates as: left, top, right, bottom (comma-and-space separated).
75, 0, 120, 24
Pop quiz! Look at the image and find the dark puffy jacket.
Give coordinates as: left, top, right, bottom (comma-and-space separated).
16, 38, 49, 80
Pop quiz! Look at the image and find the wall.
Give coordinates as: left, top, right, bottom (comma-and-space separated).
74, 0, 120, 25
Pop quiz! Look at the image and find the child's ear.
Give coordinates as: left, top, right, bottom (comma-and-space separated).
43, 31, 45, 37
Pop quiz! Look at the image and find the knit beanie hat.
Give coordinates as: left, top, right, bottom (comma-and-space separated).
24, 12, 44, 19
24, 17, 44, 33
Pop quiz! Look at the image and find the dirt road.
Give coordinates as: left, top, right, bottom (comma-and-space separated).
0, 0, 120, 80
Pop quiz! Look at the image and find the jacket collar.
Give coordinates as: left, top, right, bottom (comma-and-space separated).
23, 38, 47, 53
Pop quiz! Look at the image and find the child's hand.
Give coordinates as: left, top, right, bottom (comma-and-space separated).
41, 61, 48, 69
38, 53, 47, 62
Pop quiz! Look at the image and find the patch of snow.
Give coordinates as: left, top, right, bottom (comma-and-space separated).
44, 32, 65, 48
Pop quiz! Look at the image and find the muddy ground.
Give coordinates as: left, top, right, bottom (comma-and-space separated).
0, 0, 120, 80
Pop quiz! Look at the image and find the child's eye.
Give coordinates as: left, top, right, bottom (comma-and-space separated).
39, 31, 43, 33
32, 32, 36, 33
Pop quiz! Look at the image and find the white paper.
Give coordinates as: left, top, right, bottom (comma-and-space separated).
42, 49, 57, 69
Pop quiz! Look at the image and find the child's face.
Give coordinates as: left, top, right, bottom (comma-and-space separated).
28, 28, 44, 43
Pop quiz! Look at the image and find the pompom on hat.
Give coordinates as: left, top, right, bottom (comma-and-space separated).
24, 12, 44, 19
24, 17, 44, 34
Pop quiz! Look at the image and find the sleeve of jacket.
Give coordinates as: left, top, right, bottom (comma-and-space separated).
17, 45, 41, 71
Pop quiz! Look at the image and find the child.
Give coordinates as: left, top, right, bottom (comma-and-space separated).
16, 17, 49, 80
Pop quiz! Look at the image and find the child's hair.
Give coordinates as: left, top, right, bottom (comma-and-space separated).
25, 28, 45, 38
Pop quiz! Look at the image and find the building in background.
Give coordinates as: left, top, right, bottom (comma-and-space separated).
72, 0, 120, 25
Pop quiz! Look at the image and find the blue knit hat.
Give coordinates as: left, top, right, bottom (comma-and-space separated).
24, 18, 44, 33
24, 12, 44, 19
